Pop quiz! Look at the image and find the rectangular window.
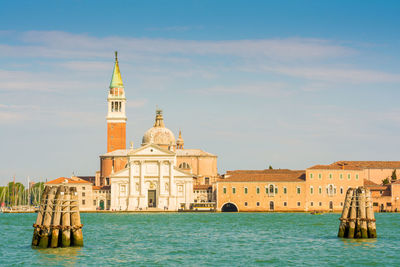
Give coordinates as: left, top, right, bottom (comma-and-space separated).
283, 187, 287, 194
310, 202, 314, 207
347, 174, 351, 180
265, 187, 268, 194
310, 173, 314, 179
297, 187, 301, 194
373, 202, 378, 206
340, 202, 343, 206
297, 202, 301, 207
223, 187, 227, 194
256, 202, 260, 206
284, 202, 287, 206
93, 200, 96, 206
340, 174, 343, 180
82, 187, 85, 190
82, 200, 85, 205
318, 173, 322, 179
107, 200, 111, 206
355, 174, 359, 180
232, 187, 236, 194
256, 187, 260, 194
244, 187, 248, 194
319, 202, 322, 206
244, 202, 248, 206
319, 187, 322, 194
329, 174, 332, 179
82, 192, 85, 197
340, 187, 343, 194
275, 187, 278, 194
310, 187, 314, 194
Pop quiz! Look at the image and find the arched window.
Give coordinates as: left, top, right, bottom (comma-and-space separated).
179, 162, 190, 169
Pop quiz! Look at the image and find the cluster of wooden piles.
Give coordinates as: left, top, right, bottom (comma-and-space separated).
32, 185, 83, 248
338, 187, 377, 239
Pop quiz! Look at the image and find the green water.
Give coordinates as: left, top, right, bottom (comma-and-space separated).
1, 213, 399, 266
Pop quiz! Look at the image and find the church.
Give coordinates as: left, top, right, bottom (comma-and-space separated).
98, 52, 218, 211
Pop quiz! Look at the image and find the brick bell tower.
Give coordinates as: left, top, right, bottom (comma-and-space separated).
107, 51, 127, 152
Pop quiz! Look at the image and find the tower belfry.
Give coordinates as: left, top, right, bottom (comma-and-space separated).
106, 51, 127, 152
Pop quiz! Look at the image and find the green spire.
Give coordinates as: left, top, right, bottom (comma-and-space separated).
109, 51, 124, 89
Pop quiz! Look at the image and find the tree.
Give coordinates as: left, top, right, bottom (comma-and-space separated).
268, 165, 273, 170
382, 178, 390, 185
392, 169, 397, 181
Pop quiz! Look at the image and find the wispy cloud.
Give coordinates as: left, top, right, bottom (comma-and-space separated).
0, 31, 353, 62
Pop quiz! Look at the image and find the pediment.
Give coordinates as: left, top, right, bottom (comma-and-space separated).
173, 167, 193, 178
129, 144, 175, 156
110, 168, 129, 178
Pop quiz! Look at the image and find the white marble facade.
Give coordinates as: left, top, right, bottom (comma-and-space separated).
110, 144, 193, 211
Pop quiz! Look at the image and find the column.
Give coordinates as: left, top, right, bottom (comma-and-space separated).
140, 160, 145, 196
110, 181, 117, 210
127, 161, 135, 210
169, 160, 174, 196
159, 160, 163, 193
129, 161, 134, 196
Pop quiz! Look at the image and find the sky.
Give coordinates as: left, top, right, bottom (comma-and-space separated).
1, 0, 400, 185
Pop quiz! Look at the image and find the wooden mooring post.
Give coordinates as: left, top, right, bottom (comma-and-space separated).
338, 186, 377, 239
31, 185, 84, 248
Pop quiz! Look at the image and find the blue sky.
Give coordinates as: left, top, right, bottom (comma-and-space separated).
1, 1, 400, 185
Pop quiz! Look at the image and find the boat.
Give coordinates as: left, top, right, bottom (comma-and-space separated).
310, 211, 324, 215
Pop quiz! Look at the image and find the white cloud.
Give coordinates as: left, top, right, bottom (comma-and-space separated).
268, 66, 400, 84
194, 82, 292, 97
0, 31, 354, 61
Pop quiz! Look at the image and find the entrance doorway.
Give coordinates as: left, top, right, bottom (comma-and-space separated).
270, 201, 274, 211
221, 203, 238, 212
100, 200, 105, 210
148, 190, 157, 208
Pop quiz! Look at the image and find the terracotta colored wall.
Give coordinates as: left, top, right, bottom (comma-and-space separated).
217, 182, 306, 211
101, 157, 128, 180
176, 155, 218, 178
107, 123, 126, 152
305, 169, 364, 211
362, 169, 400, 184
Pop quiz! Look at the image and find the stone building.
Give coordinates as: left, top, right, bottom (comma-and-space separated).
365, 180, 400, 212
216, 161, 400, 212
97, 53, 217, 211
217, 170, 306, 212
45, 177, 93, 211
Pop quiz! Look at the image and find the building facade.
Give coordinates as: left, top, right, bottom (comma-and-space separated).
216, 161, 400, 212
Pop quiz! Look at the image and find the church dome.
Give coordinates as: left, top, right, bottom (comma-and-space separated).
142, 109, 176, 148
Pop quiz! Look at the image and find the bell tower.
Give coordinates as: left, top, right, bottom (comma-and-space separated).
106, 51, 127, 152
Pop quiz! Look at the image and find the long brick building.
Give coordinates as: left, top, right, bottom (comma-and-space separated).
216, 161, 400, 212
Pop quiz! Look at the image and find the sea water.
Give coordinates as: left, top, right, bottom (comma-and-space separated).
0, 212, 399, 266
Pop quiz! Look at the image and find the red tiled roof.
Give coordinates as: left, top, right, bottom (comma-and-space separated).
93, 185, 111, 190
364, 179, 379, 186
46, 177, 91, 185
308, 161, 400, 170
221, 169, 305, 182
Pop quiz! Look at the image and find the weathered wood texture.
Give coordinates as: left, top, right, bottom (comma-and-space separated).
38, 186, 57, 248
338, 188, 353, 238
50, 186, 64, 248
70, 187, 84, 246
32, 186, 50, 246
61, 186, 71, 247
32, 185, 84, 248
338, 186, 377, 239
